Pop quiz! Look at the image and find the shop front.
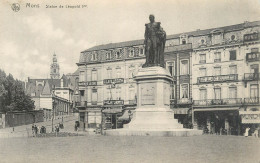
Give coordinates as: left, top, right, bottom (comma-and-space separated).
194, 108, 240, 135
239, 108, 260, 136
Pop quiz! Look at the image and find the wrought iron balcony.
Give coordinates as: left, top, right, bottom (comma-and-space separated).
197, 74, 238, 84
128, 100, 137, 105
75, 101, 87, 107
103, 100, 124, 106
246, 52, 260, 62
214, 59, 221, 62
244, 97, 260, 104
243, 73, 260, 81
177, 98, 193, 105
193, 98, 243, 106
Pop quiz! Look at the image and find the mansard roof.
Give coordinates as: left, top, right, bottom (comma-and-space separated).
81, 20, 260, 53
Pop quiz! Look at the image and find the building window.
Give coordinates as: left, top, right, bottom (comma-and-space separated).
181, 84, 189, 99
201, 39, 205, 44
199, 54, 206, 63
214, 52, 221, 62
116, 68, 121, 78
180, 60, 189, 75
116, 88, 121, 100
53, 69, 56, 73
171, 85, 175, 99
129, 68, 135, 78
91, 70, 97, 81
182, 39, 186, 44
129, 89, 135, 100
116, 51, 121, 59
91, 53, 97, 61
199, 68, 207, 76
107, 89, 111, 100
106, 52, 112, 60
250, 64, 259, 74
166, 62, 175, 76
251, 48, 259, 53
56, 92, 61, 94
79, 71, 85, 82
107, 68, 112, 79
214, 67, 221, 76
92, 89, 98, 104
139, 48, 144, 55
214, 87, 221, 100
129, 49, 134, 57
80, 90, 84, 97
250, 85, 259, 98
229, 86, 237, 99
200, 88, 207, 100
229, 50, 237, 60
231, 35, 235, 41
229, 65, 237, 74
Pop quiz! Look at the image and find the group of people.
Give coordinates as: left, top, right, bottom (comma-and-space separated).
31, 123, 64, 136
244, 127, 259, 138
32, 124, 46, 137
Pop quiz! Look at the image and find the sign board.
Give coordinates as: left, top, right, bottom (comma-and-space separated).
103, 78, 124, 85
78, 81, 97, 86
244, 33, 259, 42
239, 111, 260, 124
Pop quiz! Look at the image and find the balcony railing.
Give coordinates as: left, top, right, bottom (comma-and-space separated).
246, 52, 260, 62
177, 98, 192, 105
244, 73, 260, 81
75, 101, 87, 107
244, 97, 260, 104
197, 74, 238, 84
193, 98, 243, 106
128, 100, 137, 105
103, 100, 124, 106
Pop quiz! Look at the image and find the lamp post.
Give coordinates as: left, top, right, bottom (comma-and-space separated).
51, 86, 56, 132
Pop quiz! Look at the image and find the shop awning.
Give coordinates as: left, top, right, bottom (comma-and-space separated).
239, 111, 260, 124
173, 108, 189, 114
118, 111, 130, 121
102, 108, 122, 114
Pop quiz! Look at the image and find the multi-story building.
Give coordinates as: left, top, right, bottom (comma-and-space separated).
77, 21, 260, 134
192, 21, 260, 135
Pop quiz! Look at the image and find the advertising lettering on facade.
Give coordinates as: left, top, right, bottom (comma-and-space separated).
78, 81, 97, 86
103, 78, 124, 85
240, 111, 260, 124
244, 33, 259, 42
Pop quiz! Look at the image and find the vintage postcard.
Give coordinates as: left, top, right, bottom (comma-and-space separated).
0, 0, 259, 162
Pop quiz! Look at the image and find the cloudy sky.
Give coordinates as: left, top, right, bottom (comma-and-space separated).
0, 0, 259, 81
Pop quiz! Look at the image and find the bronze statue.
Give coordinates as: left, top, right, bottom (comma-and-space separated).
143, 15, 166, 68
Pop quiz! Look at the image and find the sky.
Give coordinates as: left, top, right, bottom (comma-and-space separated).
0, 0, 259, 81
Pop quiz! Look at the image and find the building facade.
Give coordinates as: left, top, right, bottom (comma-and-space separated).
77, 21, 260, 134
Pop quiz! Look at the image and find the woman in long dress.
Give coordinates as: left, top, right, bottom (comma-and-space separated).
245, 127, 250, 137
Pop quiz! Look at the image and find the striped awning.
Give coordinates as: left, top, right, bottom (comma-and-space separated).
173, 108, 189, 114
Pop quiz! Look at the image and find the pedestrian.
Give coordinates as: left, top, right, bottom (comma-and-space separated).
32, 124, 35, 137
245, 127, 250, 137
253, 128, 259, 138
34, 125, 38, 135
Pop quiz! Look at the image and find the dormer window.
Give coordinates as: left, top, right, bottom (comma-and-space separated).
106, 51, 112, 60
231, 35, 235, 41
91, 53, 97, 61
139, 48, 144, 55
116, 51, 121, 59
129, 49, 134, 57
182, 39, 186, 44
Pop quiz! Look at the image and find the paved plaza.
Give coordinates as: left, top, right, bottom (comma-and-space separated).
0, 135, 259, 163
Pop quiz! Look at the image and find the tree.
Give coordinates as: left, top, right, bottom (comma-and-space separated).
0, 69, 35, 113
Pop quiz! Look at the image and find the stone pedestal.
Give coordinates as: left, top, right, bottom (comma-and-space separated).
104, 66, 202, 136
125, 66, 183, 130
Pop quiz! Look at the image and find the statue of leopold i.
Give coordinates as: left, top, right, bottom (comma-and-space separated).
143, 15, 166, 68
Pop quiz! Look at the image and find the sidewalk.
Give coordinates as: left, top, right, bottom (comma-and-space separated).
0, 115, 79, 138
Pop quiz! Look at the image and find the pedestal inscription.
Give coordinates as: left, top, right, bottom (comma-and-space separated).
141, 86, 155, 105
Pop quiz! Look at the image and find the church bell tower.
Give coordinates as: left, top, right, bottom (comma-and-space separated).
50, 53, 60, 79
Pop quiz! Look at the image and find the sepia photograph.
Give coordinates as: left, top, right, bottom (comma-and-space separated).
0, 0, 259, 162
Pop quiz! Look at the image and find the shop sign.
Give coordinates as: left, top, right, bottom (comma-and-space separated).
78, 81, 97, 86
240, 111, 260, 124
103, 78, 124, 85
244, 33, 259, 42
